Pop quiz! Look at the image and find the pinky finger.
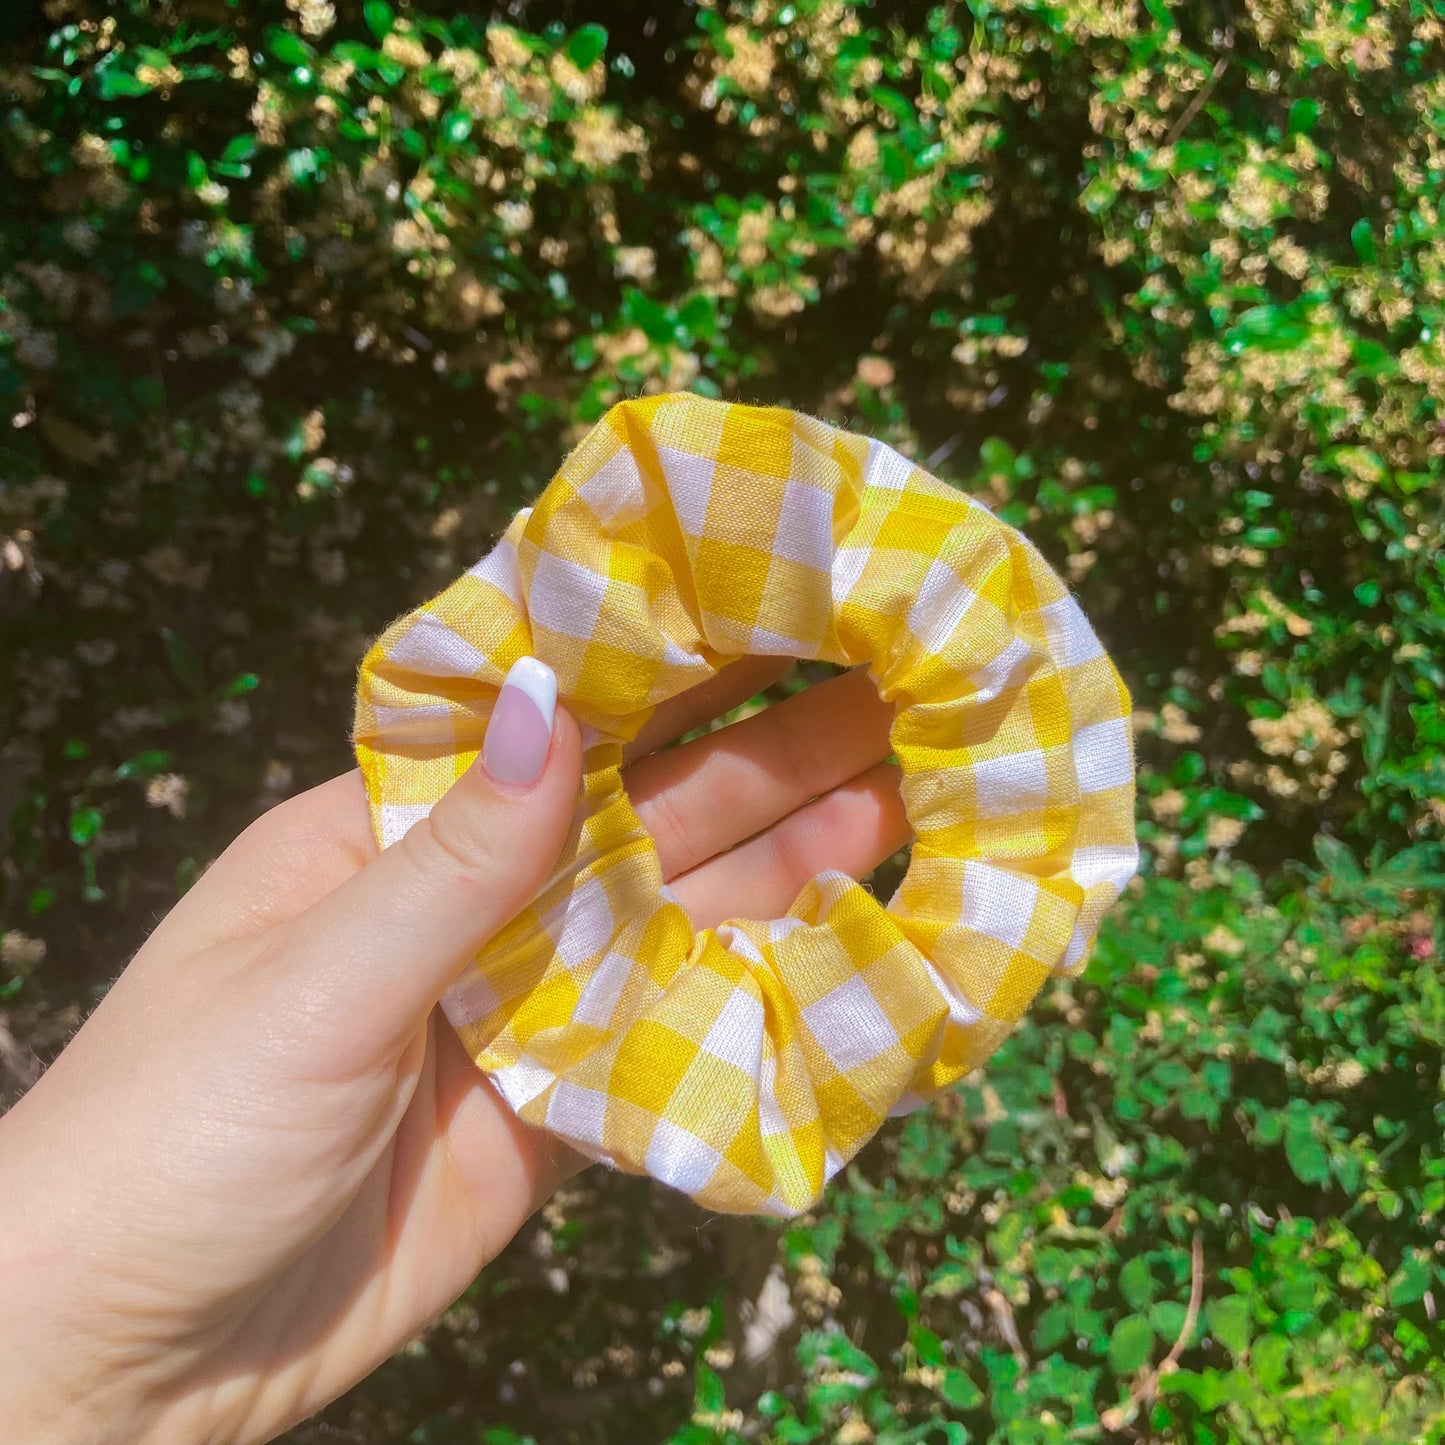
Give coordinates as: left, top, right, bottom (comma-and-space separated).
668, 762, 910, 931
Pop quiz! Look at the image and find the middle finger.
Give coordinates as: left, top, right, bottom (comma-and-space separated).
624, 667, 895, 881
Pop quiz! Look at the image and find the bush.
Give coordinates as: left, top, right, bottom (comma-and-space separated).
2, 2, 1442, 1441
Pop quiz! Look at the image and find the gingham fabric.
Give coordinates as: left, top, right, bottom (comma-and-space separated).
354, 393, 1137, 1215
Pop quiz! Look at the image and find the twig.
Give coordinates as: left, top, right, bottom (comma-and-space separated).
926, 432, 964, 469
1163, 31, 1234, 149
1157, 1231, 1206, 1378
1100, 1232, 1205, 1435
984, 1286, 1028, 1366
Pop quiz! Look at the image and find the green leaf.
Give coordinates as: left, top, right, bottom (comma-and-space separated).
978, 436, 1016, 474
1396, 1318, 1432, 1362
1351, 218, 1376, 264
331, 40, 384, 70
1149, 1299, 1188, 1340
69, 805, 104, 847
1205, 1295, 1250, 1357
1119, 1257, 1157, 1311
872, 84, 915, 125
911, 1324, 945, 1367
1287, 97, 1320, 134
566, 23, 608, 72
1108, 1316, 1154, 1375
1353, 338, 1395, 379
1389, 1251, 1433, 1307
940, 1365, 982, 1409
1252, 1333, 1290, 1388
1314, 833, 1363, 884
694, 1361, 725, 1414
1284, 1121, 1330, 1186
221, 133, 258, 165
266, 27, 315, 69
114, 749, 173, 781
678, 292, 720, 342
222, 671, 260, 699
363, 0, 393, 39
99, 67, 156, 99
1225, 305, 1309, 354
1034, 1302, 1071, 1351
621, 289, 675, 345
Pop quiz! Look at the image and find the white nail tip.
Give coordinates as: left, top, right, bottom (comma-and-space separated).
502, 655, 558, 730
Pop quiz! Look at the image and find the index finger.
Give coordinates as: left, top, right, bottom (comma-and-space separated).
622, 655, 793, 763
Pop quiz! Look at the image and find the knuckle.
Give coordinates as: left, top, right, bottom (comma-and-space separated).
774, 734, 814, 801
649, 779, 699, 875
402, 802, 497, 895
770, 809, 827, 887
773, 692, 840, 801
222, 797, 293, 861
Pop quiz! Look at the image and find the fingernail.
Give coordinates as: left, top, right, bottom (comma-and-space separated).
482, 656, 558, 786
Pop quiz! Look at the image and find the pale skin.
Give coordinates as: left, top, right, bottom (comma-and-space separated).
0, 661, 908, 1445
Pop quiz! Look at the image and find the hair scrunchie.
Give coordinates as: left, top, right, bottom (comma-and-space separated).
354, 394, 1137, 1215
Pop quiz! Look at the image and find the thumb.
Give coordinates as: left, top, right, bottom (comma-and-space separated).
280, 657, 582, 1059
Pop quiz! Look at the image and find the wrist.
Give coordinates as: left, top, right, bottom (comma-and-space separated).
0, 1107, 163, 1445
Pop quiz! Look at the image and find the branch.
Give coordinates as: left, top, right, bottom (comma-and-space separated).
1163, 31, 1234, 149
1100, 1232, 1205, 1436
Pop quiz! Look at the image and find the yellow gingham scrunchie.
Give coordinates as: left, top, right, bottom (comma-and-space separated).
354, 393, 1137, 1215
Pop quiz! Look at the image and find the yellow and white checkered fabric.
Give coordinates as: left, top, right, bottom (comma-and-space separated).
354, 394, 1137, 1215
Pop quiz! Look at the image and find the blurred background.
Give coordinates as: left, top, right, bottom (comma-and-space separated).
2, 2, 1443, 1441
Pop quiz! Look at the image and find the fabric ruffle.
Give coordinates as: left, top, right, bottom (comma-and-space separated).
354, 394, 1137, 1214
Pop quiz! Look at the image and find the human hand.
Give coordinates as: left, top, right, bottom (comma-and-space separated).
0, 657, 906, 1445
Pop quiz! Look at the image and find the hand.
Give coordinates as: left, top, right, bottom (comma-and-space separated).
0, 658, 906, 1445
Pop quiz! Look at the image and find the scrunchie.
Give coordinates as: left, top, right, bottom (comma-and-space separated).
354, 394, 1137, 1215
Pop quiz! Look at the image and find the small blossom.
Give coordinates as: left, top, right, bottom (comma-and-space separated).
1160, 702, 1202, 744
495, 200, 533, 234
1204, 925, 1245, 958
286, 0, 334, 38
613, 245, 656, 282
145, 772, 191, 818
1205, 815, 1246, 850
381, 31, 429, 69
856, 355, 895, 388
1, 930, 46, 975
212, 699, 251, 735
486, 25, 532, 70
1150, 788, 1186, 824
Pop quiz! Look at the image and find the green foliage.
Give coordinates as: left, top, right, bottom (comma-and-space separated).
2, 1, 1443, 1442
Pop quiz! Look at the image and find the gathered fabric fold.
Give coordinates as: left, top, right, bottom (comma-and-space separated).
354, 394, 1137, 1214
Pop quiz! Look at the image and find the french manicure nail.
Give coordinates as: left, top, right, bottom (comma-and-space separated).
482, 656, 558, 786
